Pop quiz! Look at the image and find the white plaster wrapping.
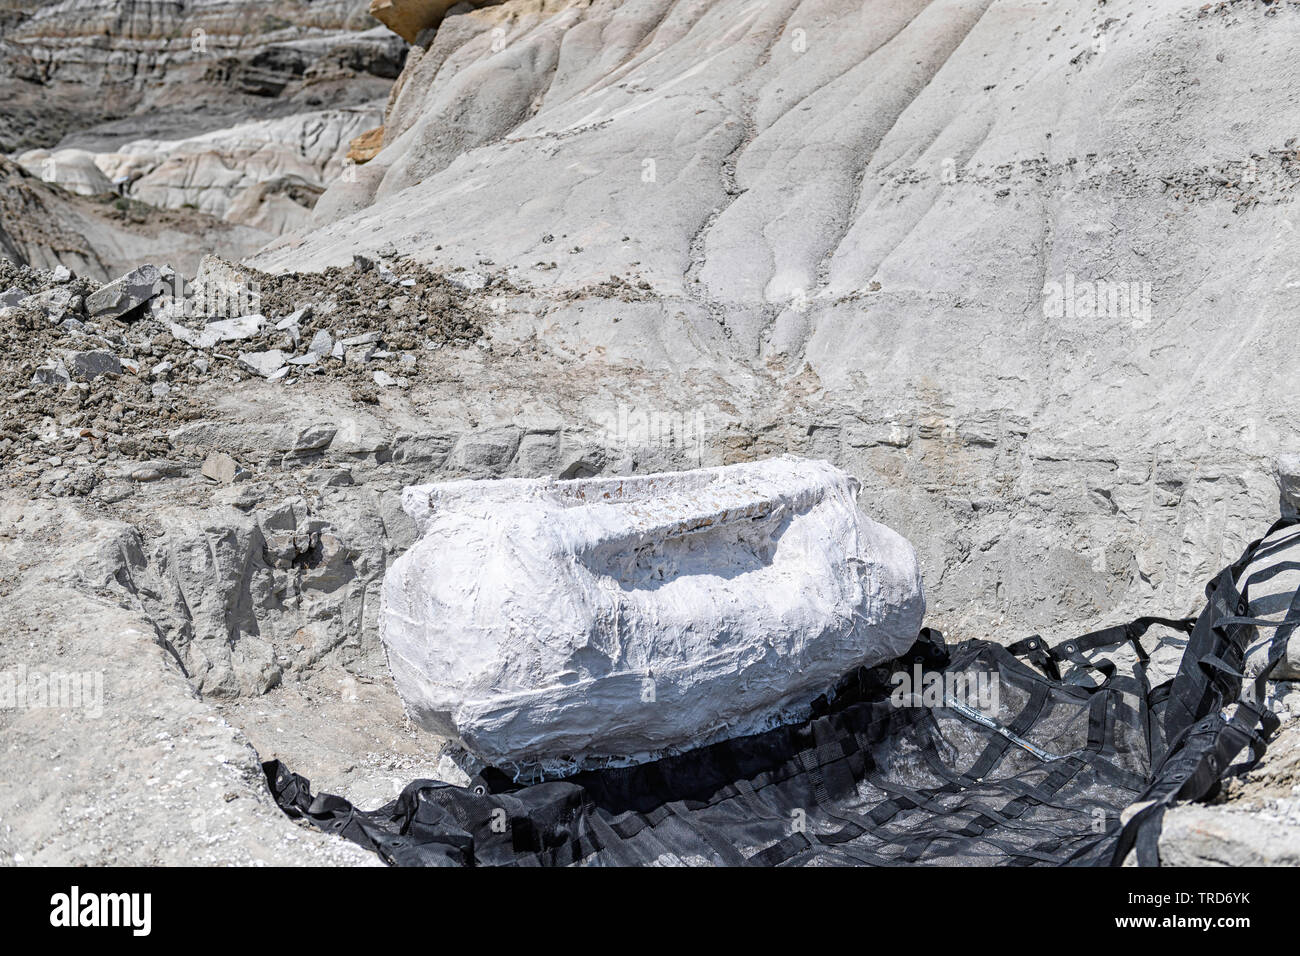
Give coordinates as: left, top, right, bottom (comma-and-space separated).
380, 456, 925, 776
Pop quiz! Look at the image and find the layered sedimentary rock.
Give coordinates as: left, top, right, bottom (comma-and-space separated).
381, 456, 925, 774
254, 0, 1300, 647
0, 1, 405, 254
19, 107, 382, 232
0, 158, 266, 279
0, 2, 404, 151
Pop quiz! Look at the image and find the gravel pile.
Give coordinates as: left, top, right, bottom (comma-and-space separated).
0, 256, 493, 495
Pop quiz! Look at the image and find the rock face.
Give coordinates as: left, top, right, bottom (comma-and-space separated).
381, 456, 925, 775
250, 0, 1300, 649
0, 2, 404, 154
0, 159, 267, 280
368, 0, 476, 44
0, 1, 407, 262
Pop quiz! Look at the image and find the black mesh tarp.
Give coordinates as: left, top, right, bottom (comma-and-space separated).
265, 516, 1299, 866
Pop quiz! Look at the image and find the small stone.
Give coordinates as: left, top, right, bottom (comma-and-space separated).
317, 468, 353, 487
237, 349, 287, 378
170, 314, 266, 349
306, 330, 332, 356
192, 358, 210, 374
130, 460, 180, 482
263, 530, 316, 569
340, 331, 381, 347
151, 381, 171, 398
30, 362, 70, 387
21, 286, 75, 323
85, 264, 162, 321
201, 451, 248, 484
51, 265, 72, 283
67, 350, 122, 381
1, 287, 25, 308
448, 271, 489, 292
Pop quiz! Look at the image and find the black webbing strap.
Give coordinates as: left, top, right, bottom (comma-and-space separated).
1009, 616, 1195, 682
1107, 517, 1300, 865
1104, 802, 1164, 866
1005, 634, 1060, 681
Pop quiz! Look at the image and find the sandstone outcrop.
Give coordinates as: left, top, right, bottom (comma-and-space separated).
347, 127, 386, 164
368, 0, 477, 44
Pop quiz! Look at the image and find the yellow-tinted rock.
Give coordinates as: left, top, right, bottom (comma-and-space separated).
347, 127, 385, 165
368, 0, 465, 44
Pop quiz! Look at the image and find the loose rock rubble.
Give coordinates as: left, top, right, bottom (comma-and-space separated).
0, 256, 489, 498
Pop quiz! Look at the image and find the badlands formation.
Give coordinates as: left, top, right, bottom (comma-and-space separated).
0, 0, 406, 275
0, 0, 1298, 864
